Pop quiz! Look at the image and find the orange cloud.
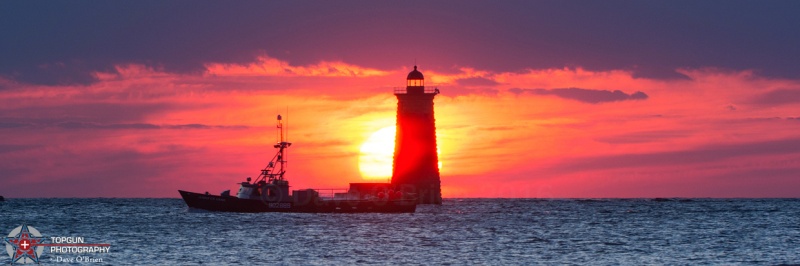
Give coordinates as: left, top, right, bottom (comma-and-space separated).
205, 55, 390, 77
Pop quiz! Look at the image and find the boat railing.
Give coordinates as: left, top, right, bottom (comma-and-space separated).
311, 188, 350, 200
393, 87, 440, 94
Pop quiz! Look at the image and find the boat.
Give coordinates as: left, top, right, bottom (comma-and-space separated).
178, 115, 417, 213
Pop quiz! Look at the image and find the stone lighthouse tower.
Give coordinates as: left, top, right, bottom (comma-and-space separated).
392, 65, 442, 204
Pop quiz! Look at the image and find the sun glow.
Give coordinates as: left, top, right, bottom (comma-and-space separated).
358, 125, 444, 180
358, 126, 396, 180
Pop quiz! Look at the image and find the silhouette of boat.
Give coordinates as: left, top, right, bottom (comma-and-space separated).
178, 115, 417, 213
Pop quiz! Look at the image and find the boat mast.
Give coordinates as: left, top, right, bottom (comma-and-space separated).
274, 114, 291, 181
256, 114, 292, 184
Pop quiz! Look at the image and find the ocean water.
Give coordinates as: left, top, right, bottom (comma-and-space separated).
1, 198, 799, 265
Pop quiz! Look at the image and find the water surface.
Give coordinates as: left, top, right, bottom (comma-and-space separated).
1, 198, 798, 265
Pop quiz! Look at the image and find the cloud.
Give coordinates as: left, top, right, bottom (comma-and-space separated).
453, 77, 500, 87
749, 88, 800, 105
594, 130, 690, 144
54, 122, 248, 130
204, 56, 390, 77
1, 103, 179, 124
0, 122, 29, 128
2, 35, 800, 198
478, 126, 522, 132
546, 138, 800, 174
3, 2, 800, 85
0, 145, 212, 197
0, 144, 39, 154
510, 88, 648, 104
0, 119, 248, 130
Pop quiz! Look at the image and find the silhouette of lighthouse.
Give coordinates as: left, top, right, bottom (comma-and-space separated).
391, 65, 442, 204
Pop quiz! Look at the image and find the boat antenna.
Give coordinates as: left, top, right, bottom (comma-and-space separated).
286, 107, 289, 143
285, 107, 288, 171
277, 107, 282, 143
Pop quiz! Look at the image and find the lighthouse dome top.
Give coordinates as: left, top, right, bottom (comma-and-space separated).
407, 65, 424, 80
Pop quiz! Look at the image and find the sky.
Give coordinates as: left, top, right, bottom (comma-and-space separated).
2, 1, 799, 198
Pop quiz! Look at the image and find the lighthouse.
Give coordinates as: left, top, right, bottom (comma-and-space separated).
392, 65, 442, 204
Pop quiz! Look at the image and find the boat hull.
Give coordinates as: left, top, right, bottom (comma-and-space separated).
178, 190, 416, 213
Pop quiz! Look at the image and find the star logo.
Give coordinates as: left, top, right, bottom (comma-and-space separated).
5, 224, 45, 264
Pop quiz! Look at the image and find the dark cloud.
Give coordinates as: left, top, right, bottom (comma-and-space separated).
479, 126, 521, 132
1, 120, 248, 130
2, 103, 178, 124
0, 122, 29, 129
437, 86, 499, 97
56, 122, 160, 129
0, 146, 207, 197
749, 88, 800, 105
454, 77, 500, 87
510, 88, 648, 103
700, 167, 800, 196
2, 1, 800, 85
0, 144, 39, 154
0, 100, 229, 133
709, 167, 800, 181
595, 130, 690, 144
546, 137, 800, 174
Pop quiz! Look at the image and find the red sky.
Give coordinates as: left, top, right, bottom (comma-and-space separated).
1, 2, 799, 198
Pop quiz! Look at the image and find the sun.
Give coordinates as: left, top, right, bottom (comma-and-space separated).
358, 126, 396, 180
